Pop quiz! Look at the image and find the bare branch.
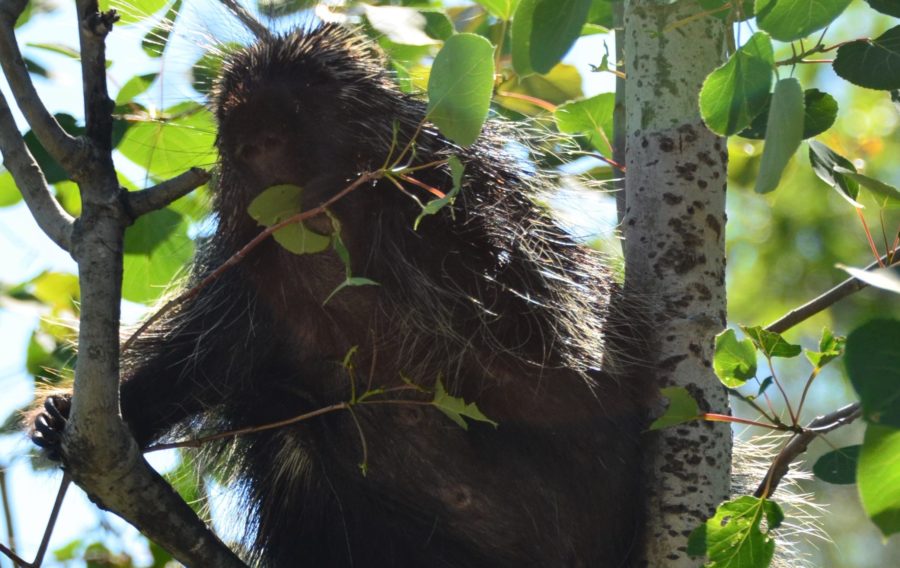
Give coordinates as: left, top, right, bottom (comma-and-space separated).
127, 167, 210, 218
217, 0, 271, 40
75, 1, 118, 150
766, 248, 900, 334
0, 3, 83, 173
0, 467, 16, 563
0, 91, 74, 251
754, 403, 862, 499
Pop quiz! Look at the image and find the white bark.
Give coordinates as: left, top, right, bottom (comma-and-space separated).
622, 2, 731, 565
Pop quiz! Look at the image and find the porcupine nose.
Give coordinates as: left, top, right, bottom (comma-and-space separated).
237, 132, 298, 188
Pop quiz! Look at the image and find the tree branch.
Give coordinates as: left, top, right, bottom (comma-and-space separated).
754, 403, 862, 499
217, 0, 271, 40
766, 248, 900, 334
0, 90, 74, 251
0, 1, 83, 174
126, 167, 210, 218
76, 1, 117, 150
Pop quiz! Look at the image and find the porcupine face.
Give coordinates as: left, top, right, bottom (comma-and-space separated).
211, 24, 410, 197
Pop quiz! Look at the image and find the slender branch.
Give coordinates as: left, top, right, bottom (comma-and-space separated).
123, 170, 382, 352
0, 3, 82, 173
754, 403, 862, 498
76, 1, 117, 151
30, 473, 70, 568
0, 467, 16, 564
127, 168, 210, 218
216, 0, 271, 41
146, 402, 351, 453
766, 247, 900, 334
0, 541, 27, 567
0, 91, 74, 251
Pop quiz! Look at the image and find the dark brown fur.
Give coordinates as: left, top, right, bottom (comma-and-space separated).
29, 25, 651, 567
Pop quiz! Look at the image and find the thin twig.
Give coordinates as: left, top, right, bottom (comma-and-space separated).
217, 0, 271, 41
0, 91, 74, 251
754, 403, 862, 498
30, 473, 70, 568
0, 468, 16, 565
122, 170, 382, 353
0, 5, 82, 172
145, 403, 350, 453
127, 168, 210, 218
765, 248, 899, 334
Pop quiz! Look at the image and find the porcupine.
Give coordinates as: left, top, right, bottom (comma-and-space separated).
28, 24, 653, 567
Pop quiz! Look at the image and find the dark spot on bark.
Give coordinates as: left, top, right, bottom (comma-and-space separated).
641, 137, 649, 148
692, 200, 704, 210
694, 283, 712, 301
675, 163, 698, 181
688, 343, 702, 357
659, 354, 688, 371
705, 214, 721, 239
696, 151, 716, 167
659, 137, 675, 152
697, 179, 708, 189
663, 192, 682, 205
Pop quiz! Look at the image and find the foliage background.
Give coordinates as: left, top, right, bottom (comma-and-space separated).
0, 0, 898, 566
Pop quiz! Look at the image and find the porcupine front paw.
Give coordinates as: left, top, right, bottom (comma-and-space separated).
28, 394, 72, 461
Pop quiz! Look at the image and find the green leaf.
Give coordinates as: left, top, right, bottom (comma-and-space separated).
432, 378, 498, 430
833, 26, 900, 91
739, 88, 838, 140
421, 10, 456, 41
24, 56, 49, 78
756, 0, 852, 41
846, 319, 900, 427
740, 326, 802, 358
190, 45, 241, 97
554, 92, 615, 154
649, 386, 701, 430
495, 63, 584, 114
364, 5, 439, 46
804, 327, 845, 369
588, 0, 615, 27
475, 0, 522, 19
528, 0, 592, 74
427, 34, 495, 147
699, 33, 774, 136
247, 184, 332, 255
832, 167, 900, 205
142, 0, 181, 57
689, 496, 783, 567
103, 0, 170, 25
813, 445, 860, 484
24, 113, 84, 184
26, 42, 80, 60
117, 103, 217, 177
865, 0, 900, 17
755, 78, 804, 193
414, 156, 464, 230
0, 170, 21, 207
511, 0, 538, 76
858, 425, 900, 536
115, 73, 158, 106
123, 208, 194, 304
323, 277, 380, 306
714, 329, 758, 387
808, 140, 861, 207
837, 265, 900, 295
30, 272, 80, 312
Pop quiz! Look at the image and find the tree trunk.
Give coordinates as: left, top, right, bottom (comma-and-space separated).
621, 2, 731, 565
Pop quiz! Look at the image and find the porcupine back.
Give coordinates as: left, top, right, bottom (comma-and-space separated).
121, 23, 651, 567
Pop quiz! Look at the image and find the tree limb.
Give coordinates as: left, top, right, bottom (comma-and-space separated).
127, 167, 210, 218
217, 0, 271, 40
0, 1, 83, 175
754, 403, 862, 499
0, 90, 74, 251
76, 1, 117, 150
766, 248, 899, 334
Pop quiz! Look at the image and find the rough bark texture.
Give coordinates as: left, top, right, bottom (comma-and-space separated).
621, 1, 731, 565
